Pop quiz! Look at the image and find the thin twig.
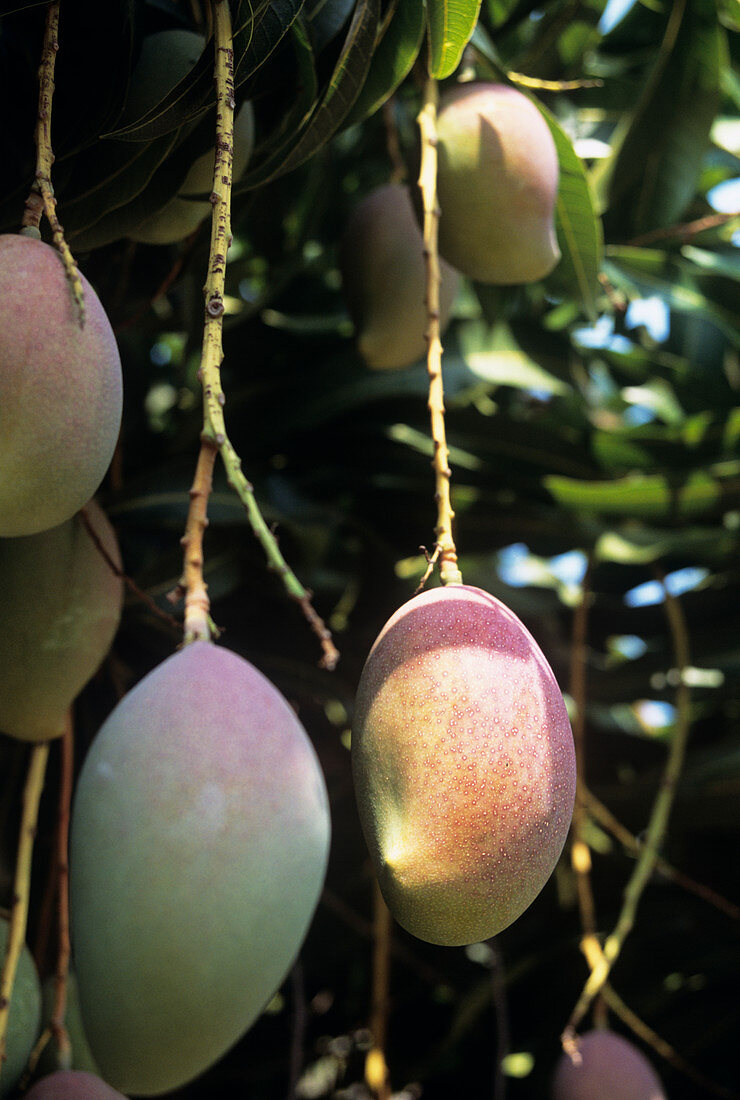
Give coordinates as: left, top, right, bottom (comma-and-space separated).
417, 74, 462, 587
563, 567, 693, 1035
21, 2, 84, 325
568, 555, 608, 1026
78, 504, 182, 635
602, 984, 739, 1100
179, 0, 339, 668
365, 879, 392, 1100
582, 787, 740, 922
0, 743, 50, 1076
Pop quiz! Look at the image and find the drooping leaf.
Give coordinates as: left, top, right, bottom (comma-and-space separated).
426, 0, 482, 80
603, 0, 728, 238
344, 0, 425, 125
538, 101, 603, 319
241, 0, 381, 187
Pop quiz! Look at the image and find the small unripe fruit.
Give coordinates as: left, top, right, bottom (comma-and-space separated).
24, 1071, 125, 1100
70, 641, 331, 1096
552, 1030, 666, 1099
0, 236, 122, 536
0, 918, 42, 1099
339, 183, 460, 370
352, 585, 575, 946
0, 502, 123, 742
121, 29, 206, 127
131, 101, 256, 245
436, 82, 561, 284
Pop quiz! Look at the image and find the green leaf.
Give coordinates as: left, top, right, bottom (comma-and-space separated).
344, 0, 425, 125
426, 0, 482, 80
459, 320, 571, 395
603, 0, 728, 237
604, 248, 740, 346
242, 0, 381, 187
545, 460, 740, 518
538, 103, 604, 319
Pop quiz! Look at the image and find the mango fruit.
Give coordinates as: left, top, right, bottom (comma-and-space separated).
120, 29, 206, 129
436, 83, 561, 284
130, 101, 256, 245
0, 502, 123, 742
339, 182, 460, 370
0, 918, 42, 1099
69, 640, 331, 1096
0, 235, 122, 537
551, 1030, 666, 1099
352, 584, 575, 946
25, 1071, 125, 1100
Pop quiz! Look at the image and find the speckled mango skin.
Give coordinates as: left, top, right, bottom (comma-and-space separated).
0, 235, 122, 537
69, 641, 331, 1097
352, 585, 575, 946
551, 1030, 666, 1099
436, 83, 561, 285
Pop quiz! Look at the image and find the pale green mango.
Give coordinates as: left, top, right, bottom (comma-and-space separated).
436, 82, 561, 284
70, 641, 331, 1096
352, 584, 575, 946
0, 918, 42, 1099
0, 501, 123, 742
130, 102, 255, 245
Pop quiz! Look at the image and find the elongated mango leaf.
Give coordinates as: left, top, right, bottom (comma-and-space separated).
344, 0, 425, 125
241, 0, 380, 187
426, 0, 482, 79
538, 102, 603, 319
603, 0, 727, 237
546, 461, 740, 518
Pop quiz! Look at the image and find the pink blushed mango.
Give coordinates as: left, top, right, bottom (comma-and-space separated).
24, 1071, 126, 1100
352, 585, 575, 946
551, 1030, 667, 1099
0, 235, 122, 536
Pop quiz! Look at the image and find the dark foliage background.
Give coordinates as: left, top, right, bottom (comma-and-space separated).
1, 0, 739, 1097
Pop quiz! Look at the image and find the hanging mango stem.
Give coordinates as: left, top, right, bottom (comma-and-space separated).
417, 73, 462, 587
20, 0, 84, 324
563, 565, 693, 1039
179, 0, 338, 669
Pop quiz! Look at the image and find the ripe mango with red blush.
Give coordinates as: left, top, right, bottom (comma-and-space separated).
352, 585, 575, 946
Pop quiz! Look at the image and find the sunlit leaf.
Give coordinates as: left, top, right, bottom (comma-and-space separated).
459, 320, 571, 395
426, 0, 483, 80
546, 461, 740, 518
538, 103, 604, 319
